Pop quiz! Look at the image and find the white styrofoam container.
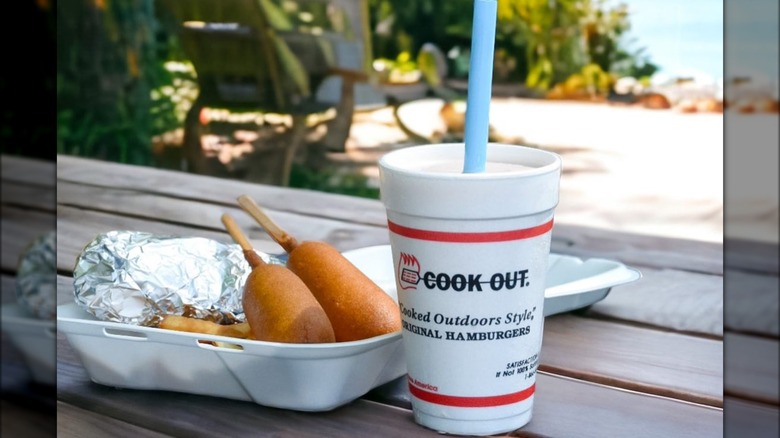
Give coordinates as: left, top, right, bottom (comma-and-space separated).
1, 304, 57, 385
542, 252, 643, 316
57, 301, 405, 411
56, 246, 640, 412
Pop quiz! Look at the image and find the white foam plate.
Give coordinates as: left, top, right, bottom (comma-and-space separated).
1, 304, 57, 385
57, 246, 640, 412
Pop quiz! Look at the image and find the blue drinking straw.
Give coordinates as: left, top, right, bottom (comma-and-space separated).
463, 0, 497, 173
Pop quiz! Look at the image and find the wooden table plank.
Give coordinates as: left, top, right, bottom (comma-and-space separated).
56, 155, 388, 227
722, 234, 780, 423
542, 315, 723, 407
1, 155, 56, 187
551, 223, 723, 276
1, 155, 57, 438
1, 206, 55, 272
726, 238, 779, 275
1, 181, 57, 212
725, 268, 779, 337
56, 338, 439, 437
523, 373, 722, 438
57, 155, 724, 275
57, 402, 171, 438
57, 329, 722, 438
56, 181, 391, 251
724, 398, 780, 438
1, 400, 56, 438
724, 332, 780, 405
1, 155, 56, 271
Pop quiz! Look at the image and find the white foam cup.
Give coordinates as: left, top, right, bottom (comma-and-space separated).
378, 143, 562, 435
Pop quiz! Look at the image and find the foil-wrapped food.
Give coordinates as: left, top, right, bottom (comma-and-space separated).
16, 230, 57, 319
73, 231, 283, 327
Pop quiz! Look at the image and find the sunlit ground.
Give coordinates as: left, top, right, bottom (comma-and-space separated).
156, 89, 776, 246
349, 98, 728, 244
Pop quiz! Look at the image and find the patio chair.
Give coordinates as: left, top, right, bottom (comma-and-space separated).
157, 0, 367, 185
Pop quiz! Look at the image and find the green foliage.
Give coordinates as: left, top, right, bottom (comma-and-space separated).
504, 0, 658, 91
610, 42, 659, 79
581, 0, 630, 72
373, 51, 422, 84
502, 0, 587, 89
369, 0, 479, 78
57, 0, 182, 166
371, 0, 657, 91
549, 62, 611, 99
526, 57, 555, 91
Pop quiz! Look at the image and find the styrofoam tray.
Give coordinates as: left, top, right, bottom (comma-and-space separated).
57, 245, 640, 412
1, 304, 57, 385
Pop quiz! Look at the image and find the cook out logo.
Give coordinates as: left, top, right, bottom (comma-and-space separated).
396, 255, 531, 292
390, 219, 553, 292
398, 252, 421, 290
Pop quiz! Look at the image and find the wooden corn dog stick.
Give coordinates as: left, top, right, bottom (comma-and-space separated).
221, 213, 265, 269
236, 195, 299, 253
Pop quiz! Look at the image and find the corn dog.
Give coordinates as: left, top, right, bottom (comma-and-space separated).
222, 213, 336, 344
237, 195, 402, 342
159, 315, 251, 339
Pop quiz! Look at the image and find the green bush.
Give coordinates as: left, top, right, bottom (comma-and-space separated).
57, 0, 182, 166
370, 0, 657, 90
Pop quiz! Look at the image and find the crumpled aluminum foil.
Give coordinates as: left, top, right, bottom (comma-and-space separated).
73, 230, 284, 327
16, 230, 57, 320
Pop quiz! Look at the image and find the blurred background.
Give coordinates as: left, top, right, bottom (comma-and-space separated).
1, 3, 57, 436
1, 2, 778, 436
9, 0, 771, 245
42, 0, 739, 244
1, 0, 56, 163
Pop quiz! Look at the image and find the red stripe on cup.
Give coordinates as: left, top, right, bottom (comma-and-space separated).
408, 379, 535, 407
387, 220, 553, 243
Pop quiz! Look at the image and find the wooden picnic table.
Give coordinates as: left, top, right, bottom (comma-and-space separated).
2, 154, 778, 436
1, 155, 57, 437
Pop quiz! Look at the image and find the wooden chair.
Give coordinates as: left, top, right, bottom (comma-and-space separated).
157, 0, 367, 185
